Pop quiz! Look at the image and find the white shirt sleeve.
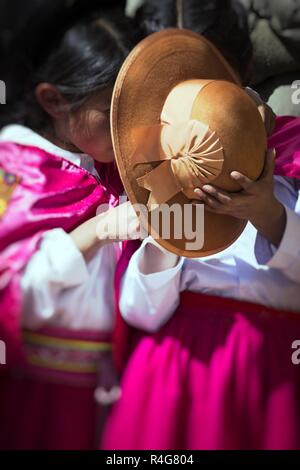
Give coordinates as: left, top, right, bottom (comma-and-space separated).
119, 237, 183, 332
255, 178, 300, 283
266, 206, 300, 282
21, 228, 118, 330
120, 177, 300, 329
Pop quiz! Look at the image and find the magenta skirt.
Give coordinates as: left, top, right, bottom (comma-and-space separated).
0, 327, 112, 450
102, 292, 300, 450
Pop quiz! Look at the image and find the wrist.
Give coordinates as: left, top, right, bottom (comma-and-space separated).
70, 216, 110, 260
95, 210, 122, 243
95, 211, 111, 241
251, 198, 286, 247
250, 196, 279, 226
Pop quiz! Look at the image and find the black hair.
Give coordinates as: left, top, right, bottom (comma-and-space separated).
0, 6, 142, 130
136, 0, 253, 84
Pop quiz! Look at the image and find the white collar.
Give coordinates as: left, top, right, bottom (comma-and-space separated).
0, 124, 99, 177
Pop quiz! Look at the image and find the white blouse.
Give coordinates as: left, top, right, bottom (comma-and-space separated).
0, 125, 119, 332
120, 175, 300, 332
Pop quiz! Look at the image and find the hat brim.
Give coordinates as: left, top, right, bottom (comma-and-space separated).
111, 28, 246, 257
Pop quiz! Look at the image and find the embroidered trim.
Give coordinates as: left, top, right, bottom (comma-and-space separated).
22, 330, 112, 387
23, 331, 112, 352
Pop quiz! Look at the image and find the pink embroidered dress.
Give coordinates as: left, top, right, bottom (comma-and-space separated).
0, 125, 122, 449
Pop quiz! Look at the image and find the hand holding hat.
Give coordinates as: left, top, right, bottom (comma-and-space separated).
194, 149, 286, 248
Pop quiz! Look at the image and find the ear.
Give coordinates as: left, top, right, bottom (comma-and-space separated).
35, 83, 68, 119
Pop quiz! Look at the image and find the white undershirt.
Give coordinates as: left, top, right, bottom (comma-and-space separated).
120, 176, 300, 332
0, 125, 119, 332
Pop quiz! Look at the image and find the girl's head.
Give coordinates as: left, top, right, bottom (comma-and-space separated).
1, 3, 142, 162
136, 0, 253, 85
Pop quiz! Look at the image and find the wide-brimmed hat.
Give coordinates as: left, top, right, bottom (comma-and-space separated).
111, 28, 266, 257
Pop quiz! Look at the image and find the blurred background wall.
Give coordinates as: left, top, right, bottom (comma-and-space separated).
1, 0, 300, 116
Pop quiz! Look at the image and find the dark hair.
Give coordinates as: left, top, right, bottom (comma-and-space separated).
0, 8, 142, 130
136, 0, 253, 84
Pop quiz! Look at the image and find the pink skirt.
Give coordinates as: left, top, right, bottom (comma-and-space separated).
0, 326, 112, 450
102, 292, 300, 450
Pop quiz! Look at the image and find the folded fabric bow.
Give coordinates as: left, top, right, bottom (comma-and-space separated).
132, 119, 224, 210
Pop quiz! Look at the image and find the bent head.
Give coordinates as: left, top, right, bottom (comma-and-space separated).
36, 83, 115, 162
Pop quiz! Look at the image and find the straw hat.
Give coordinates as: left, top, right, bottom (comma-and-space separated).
111, 28, 266, 257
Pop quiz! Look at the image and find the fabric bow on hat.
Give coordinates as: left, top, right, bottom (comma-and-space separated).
132, 119, 224, 210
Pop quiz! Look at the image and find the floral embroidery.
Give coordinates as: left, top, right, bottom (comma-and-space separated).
0, 168, 20, 217
0, 198, 7, 216
22, 330, 113, 386
4, 172, 17, 185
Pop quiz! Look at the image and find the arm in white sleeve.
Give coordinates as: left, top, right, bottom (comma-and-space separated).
119, 238, 183, 332
255, 178, 300, 283
21, 228, 89, 328
266, 206, 300, 282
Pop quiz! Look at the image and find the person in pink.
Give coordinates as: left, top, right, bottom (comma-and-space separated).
0, 3, 141, 449
103, 114, 300, 450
